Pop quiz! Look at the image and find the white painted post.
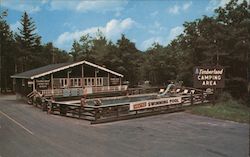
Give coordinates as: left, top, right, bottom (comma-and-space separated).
119, 77, 122, 91
95, 69, 97, 87
108, 73, 110, 91
32, 79, 36, 92
81, 64, 84, 88
67, 71, 70, 88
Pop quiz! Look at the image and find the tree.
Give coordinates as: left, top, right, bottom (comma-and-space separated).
91, 30, 110, 64
0, 10, 15, 92
38, 42, 70, 65
70, 40, 82, 62
15, 11, 41, 71
168, 0, 250, 99
143, 42, 179, 86
116, 34, 142, 85
70, 34, 93, 62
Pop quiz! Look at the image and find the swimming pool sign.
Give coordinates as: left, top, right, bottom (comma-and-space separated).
193, 66, 225, 88
129, 97, 182, 111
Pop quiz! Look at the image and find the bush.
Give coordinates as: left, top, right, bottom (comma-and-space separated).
218, 92, 233, 102
218, 92, 241, 107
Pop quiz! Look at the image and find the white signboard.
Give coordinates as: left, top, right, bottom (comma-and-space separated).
36, 80, 50, 89
129, 97, 182, 111
28, 81, 33, 85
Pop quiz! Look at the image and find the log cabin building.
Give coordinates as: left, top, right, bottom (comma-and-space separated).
11, 60, 127, 98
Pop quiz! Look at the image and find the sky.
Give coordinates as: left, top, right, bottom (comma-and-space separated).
1, 0, 233, 52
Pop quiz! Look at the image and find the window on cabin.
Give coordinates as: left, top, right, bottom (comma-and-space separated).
84, 78, 88, 86
60, 79, 64, 87
65, 79, 67, 86
96, 78, 103, 86
100, 78, 103, 86
74, 78, 78, 86
78, 78, 81, 86
60, 78, 68, 88
88, 79, 91, 86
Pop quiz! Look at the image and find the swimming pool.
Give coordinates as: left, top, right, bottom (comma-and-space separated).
85, 94, 158, 106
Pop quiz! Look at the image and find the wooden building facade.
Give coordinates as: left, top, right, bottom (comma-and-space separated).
11, 60, 127, 97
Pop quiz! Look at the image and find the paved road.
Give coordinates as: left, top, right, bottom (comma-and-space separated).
0, 96, 249, 157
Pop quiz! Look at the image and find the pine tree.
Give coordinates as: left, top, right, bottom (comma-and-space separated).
16, 11, 40, 50
0, 10, 15, 92
16, 11, 41, 71
116, 34, 142, 85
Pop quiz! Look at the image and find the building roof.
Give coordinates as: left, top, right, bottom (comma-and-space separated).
11, 60, 123, 79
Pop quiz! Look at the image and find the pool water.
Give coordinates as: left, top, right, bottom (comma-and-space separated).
86, 95, 157, 106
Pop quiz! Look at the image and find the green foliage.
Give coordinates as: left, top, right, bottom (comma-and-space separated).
166, 0, 250, 98
70, 33, 142, 86
0, 11, 70, 92
0, 10, 15, 92
116, 34, 142, 85
189, 102, 250, 123
14, 12, 41, 71
218, 92, 234, 102
16, 12, 40, 50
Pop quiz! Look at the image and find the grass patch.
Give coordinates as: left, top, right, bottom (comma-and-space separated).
188, 99, 250, 123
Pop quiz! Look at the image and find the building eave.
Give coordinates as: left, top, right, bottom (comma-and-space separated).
12, 60, 124, 79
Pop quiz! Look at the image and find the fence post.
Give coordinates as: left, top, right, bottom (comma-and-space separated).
180, 97, 183, 109
191, 93, 193, 105
42, 97, 47, 111
116, 106, 119, 117
94, 107, 100, 120
59, 104, 67, 116
47, 101, 52, 114
212, 88, 216, 106
78, 106, 81, 119
201, 90, 204, 103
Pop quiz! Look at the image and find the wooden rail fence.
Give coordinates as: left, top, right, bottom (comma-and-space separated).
28, 90, 214, 124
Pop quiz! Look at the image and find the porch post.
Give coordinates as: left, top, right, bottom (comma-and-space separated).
32, 79, 36, 92
13, 78, 16, 92
67, 71, 70, 88
51, 74, 54, 95
107, 73, 110, 91
81, 64, 84, 87
119, 77, 122, 90
94, 68, 97, 87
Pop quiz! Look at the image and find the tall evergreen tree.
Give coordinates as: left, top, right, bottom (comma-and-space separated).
116, 34, 142, 85
15, 11, 41, 71
70, 40, 82, 62
91, 30, 111, 65
0, 10, 15, 92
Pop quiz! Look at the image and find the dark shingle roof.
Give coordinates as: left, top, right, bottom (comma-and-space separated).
11, 63, 72, 79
